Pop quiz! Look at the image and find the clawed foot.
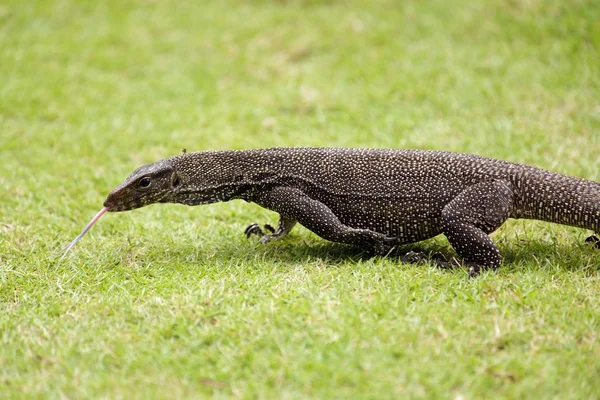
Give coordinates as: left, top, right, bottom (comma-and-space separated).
245, 222, 276, 244
467, 264, 482, 278
585, 235, 600, 249
400, 251, 456, 270
368, 235, 399, 256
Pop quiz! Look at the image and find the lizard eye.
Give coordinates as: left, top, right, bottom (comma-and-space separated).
171, 173, 181, 188
138, 177, 151, 188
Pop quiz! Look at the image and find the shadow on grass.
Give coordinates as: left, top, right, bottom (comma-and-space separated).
131, 233, 600, 275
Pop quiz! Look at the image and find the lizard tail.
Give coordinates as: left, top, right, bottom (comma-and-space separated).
515, 170, 600, 232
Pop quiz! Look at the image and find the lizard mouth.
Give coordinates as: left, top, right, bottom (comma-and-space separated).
102, 197, 123, 211
102, 202, 127, 212
103, 199, 144, 212
103, 191, 169, 211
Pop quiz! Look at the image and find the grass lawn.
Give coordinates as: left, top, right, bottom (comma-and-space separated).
2, 0, 600, 398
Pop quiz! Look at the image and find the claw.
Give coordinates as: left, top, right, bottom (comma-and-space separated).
245, 223, 276, 240
264, 224, 275, 233
400, 251, 455, 270
468, 266, 480, 278
368, 235, 397, 255
401, 251, 428, 264
431, 252, 455, 270
245, 223, 264, 238
585, 235, 600, 249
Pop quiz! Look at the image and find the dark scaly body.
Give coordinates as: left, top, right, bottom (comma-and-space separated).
103, 148, 600, 273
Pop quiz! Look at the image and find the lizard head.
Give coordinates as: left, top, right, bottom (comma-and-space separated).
103, 159, 181, 211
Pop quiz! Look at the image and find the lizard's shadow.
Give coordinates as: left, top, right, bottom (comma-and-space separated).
264, 240, 600, 274
150, 235, 600, 274
139, 236, 446, 269
259, 240, 453, 267
129, 228, 600, 275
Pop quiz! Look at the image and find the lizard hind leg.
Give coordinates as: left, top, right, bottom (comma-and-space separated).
245, 216, 297, 244
441, 180, 515, 276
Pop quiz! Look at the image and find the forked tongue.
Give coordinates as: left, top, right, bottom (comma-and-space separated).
59, 207, 108, 261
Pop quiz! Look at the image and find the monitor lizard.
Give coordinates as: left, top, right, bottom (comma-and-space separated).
61, 148, 600, 275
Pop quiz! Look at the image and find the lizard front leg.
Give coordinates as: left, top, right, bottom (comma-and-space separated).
249, 186, 395, 253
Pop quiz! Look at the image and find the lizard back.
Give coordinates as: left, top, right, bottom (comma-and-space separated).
168, 148, 600, 244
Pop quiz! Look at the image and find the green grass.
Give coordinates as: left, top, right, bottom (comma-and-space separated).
2, 0, 600, 398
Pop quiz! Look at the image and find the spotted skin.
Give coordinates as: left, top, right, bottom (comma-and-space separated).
103, 148, 600, 273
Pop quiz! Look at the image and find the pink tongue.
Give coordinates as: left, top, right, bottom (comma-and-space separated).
59, 207, 108, 261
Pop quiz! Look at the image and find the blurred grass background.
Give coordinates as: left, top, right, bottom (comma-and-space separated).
1, 0, 600, 398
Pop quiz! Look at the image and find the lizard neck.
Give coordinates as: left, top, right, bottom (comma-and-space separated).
166, 150, 275, 206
